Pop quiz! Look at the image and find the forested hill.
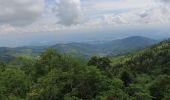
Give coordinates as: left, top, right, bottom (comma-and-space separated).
0, 36, 157, 62
0, 38, 169, 100
112, 39, 170, 76
110, 39, 170, 100
51, 36, 157, 56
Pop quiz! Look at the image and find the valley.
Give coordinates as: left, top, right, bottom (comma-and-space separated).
0, 36, 157, 62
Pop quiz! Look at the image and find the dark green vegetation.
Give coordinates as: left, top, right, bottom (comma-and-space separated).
0, 36, 157, 61
0, 38, 169, 100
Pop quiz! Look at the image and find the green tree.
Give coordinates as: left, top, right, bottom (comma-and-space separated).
0, 68, 30, 99
149, 75, 170, 100
88, 56, 112, 77
120, 70, 133, 87
0, 61, 6, 72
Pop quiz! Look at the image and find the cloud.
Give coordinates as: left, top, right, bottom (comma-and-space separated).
0, 0, 44, 26
53, 0, 82, 26
156, 0, 170, 4
92, 0, 170, 25
1, 0, 170, 34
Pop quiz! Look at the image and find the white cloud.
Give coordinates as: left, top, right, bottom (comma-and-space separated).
156, 0, 170, 4
92, 0, 153, 10
53, 0, 82, 26
1, 0, 170, 33
85, 0, 170, 26
0, 0, 44, 26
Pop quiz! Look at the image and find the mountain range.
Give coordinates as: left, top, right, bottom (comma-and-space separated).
0, 36, 157, 61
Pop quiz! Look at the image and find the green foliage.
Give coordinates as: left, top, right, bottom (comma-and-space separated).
0, 68, 31, 99
88, 56, 111, 70
163, 91, 170, 100
0, 39, 169, 100
149, 75, 170, 100
113, 39, 170, 75
27, 49, 126, 100
111, 39, 170, 99
126, 84, 152, 100
120, 70, 133, 87
88, 56, 113, 78
0, 61, 6, 72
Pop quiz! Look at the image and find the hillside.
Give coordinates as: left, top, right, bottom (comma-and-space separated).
0, 36, 157, 61
0, 39, 169, 100
109, 39, 170, 100
112, 39, 170, 75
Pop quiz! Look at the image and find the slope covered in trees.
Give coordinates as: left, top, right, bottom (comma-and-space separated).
111, 39, 170, 100
0, 39, 169, 100
0, 36, 157, 61
112, 39, 170, 75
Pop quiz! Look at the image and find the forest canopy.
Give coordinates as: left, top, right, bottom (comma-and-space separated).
0, 39, 170, 100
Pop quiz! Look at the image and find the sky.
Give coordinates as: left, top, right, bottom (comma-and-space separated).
0, 0, 170, 46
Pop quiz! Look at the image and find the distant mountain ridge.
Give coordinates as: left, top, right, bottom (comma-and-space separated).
0, 36, 158, 61
52, 36, 157, 56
